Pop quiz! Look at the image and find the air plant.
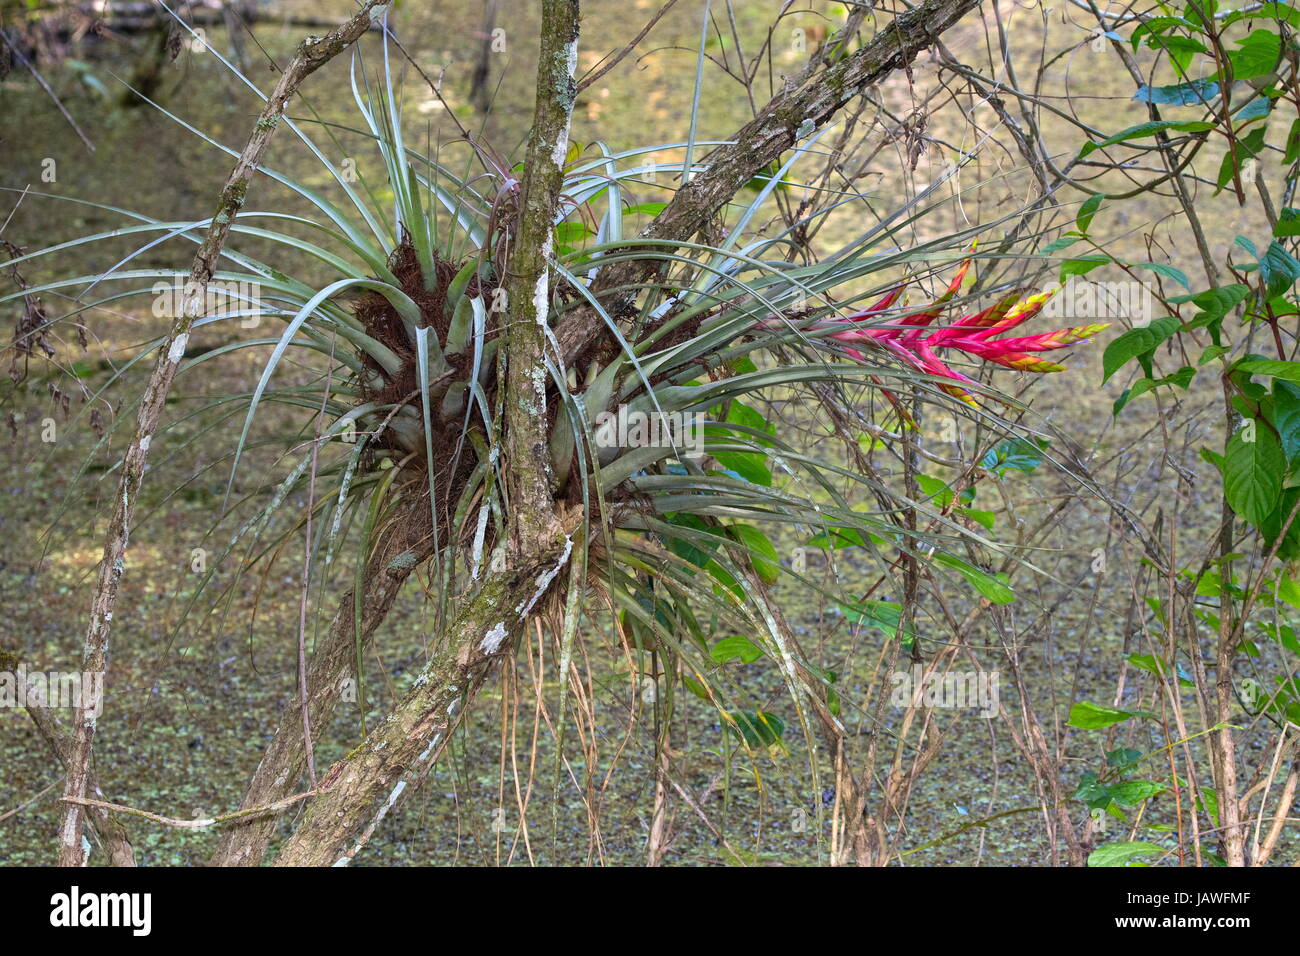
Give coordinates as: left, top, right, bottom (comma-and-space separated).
3, 20, 1109, 864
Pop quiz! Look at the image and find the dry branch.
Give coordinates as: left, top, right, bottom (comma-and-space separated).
57, 0, 393, 868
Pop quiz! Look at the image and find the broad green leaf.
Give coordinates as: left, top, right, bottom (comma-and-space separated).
1088, 841, 1164, 867
1259, 240, 1300, 298
1216, 127, 1268, 193
728, 523, 781, 584
711, 451, 772, 486
1223, 421, 1285, 528
981, 437, 1049, 476
1101, 317, 1180, 383
839, 600, 916, 646
1273, 379, 1300, 461
711, 635, 764, 665
1069, 700, 1135, 729
1059, 255, 1110, 281
1132, 79, 1220, 105
1108, 780, 1167, 805
1134, 261, 1190, 290
725, 710, 785, 747
932, 553, 1015, 604
1079, 120, 1214, 157
1076, 194, 1103, 233
1237, 359, 1300, 383
1229, 29, 1282, 80
1275, 207, 1300, 238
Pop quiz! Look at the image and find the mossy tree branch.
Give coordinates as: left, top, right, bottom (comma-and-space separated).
501, 0, 580, 556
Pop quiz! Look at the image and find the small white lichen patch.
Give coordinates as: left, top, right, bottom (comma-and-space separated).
549, 40, 579, 168
516, 533, 574, 617
167, 333, 189, 365
480, 621, 509, 654
533, 264, 550, 328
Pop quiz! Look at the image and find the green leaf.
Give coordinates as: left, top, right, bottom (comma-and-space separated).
728, 523, 781, 584
1223, 420, 1285, 528
1145, 34, 1209, 74
1076, 194, 1103, 234
1235, 95, 1273, 122
1041, 235, 1080, 255
1059, 255, 1111, 281
1079, 120, 1215, 157
681, 674, 711, 700
915, 473, 972, 508
725, 710, 785, 747
1276, 572, 1300, 608
839, 600, 916, 646
711, 451, 772, 486
1273, 379, 1300, 461
1088, 841, 1164, 867
1130, 17, 1196, 50
1112, 365, 1197, 414
1108, 780, 1167, 805
932, 553, 1015, 604
1237, 358, 1300, 383
1069, 700, 1135, 729
1134, 261, 1190, 290
1285, 118, 1300, 166
1101, 317, 1180, 383
1132, 79, 1220, 106
958, 507, 996, 530
725, 400, 776, 446
1199, 344, 1231, 365
1107, 747, 1142, 771
1198, 787, 1220, 826
1074, 771, 1111, 808
665, 513, 724, 568
1217, 126, 1269, 193
710, 635, 764, 665
554, 221, 592, 243
981, 437, 1049, 475
1275, 207, 1300, 238
1228, 29, 1282, 80
623, 202, 667, 217
1259, 240, 1300, 298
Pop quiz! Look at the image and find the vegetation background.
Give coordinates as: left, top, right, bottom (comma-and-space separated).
1, 0, 1295, 866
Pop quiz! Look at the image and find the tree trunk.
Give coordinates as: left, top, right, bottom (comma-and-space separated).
272, 0, 581, 865
209, 496, 434, 866
273, 533, 575, 865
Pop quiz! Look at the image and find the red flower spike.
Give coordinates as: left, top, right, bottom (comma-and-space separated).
769, 269, 1107, 407
896, 256, 975, 330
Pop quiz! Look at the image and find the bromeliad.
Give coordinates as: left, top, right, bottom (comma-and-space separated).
795, 259, 1108, 405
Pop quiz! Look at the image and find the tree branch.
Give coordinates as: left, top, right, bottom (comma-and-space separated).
551, 0, 981, 370
57, 0, 393, 868
501, 0, 581, 556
